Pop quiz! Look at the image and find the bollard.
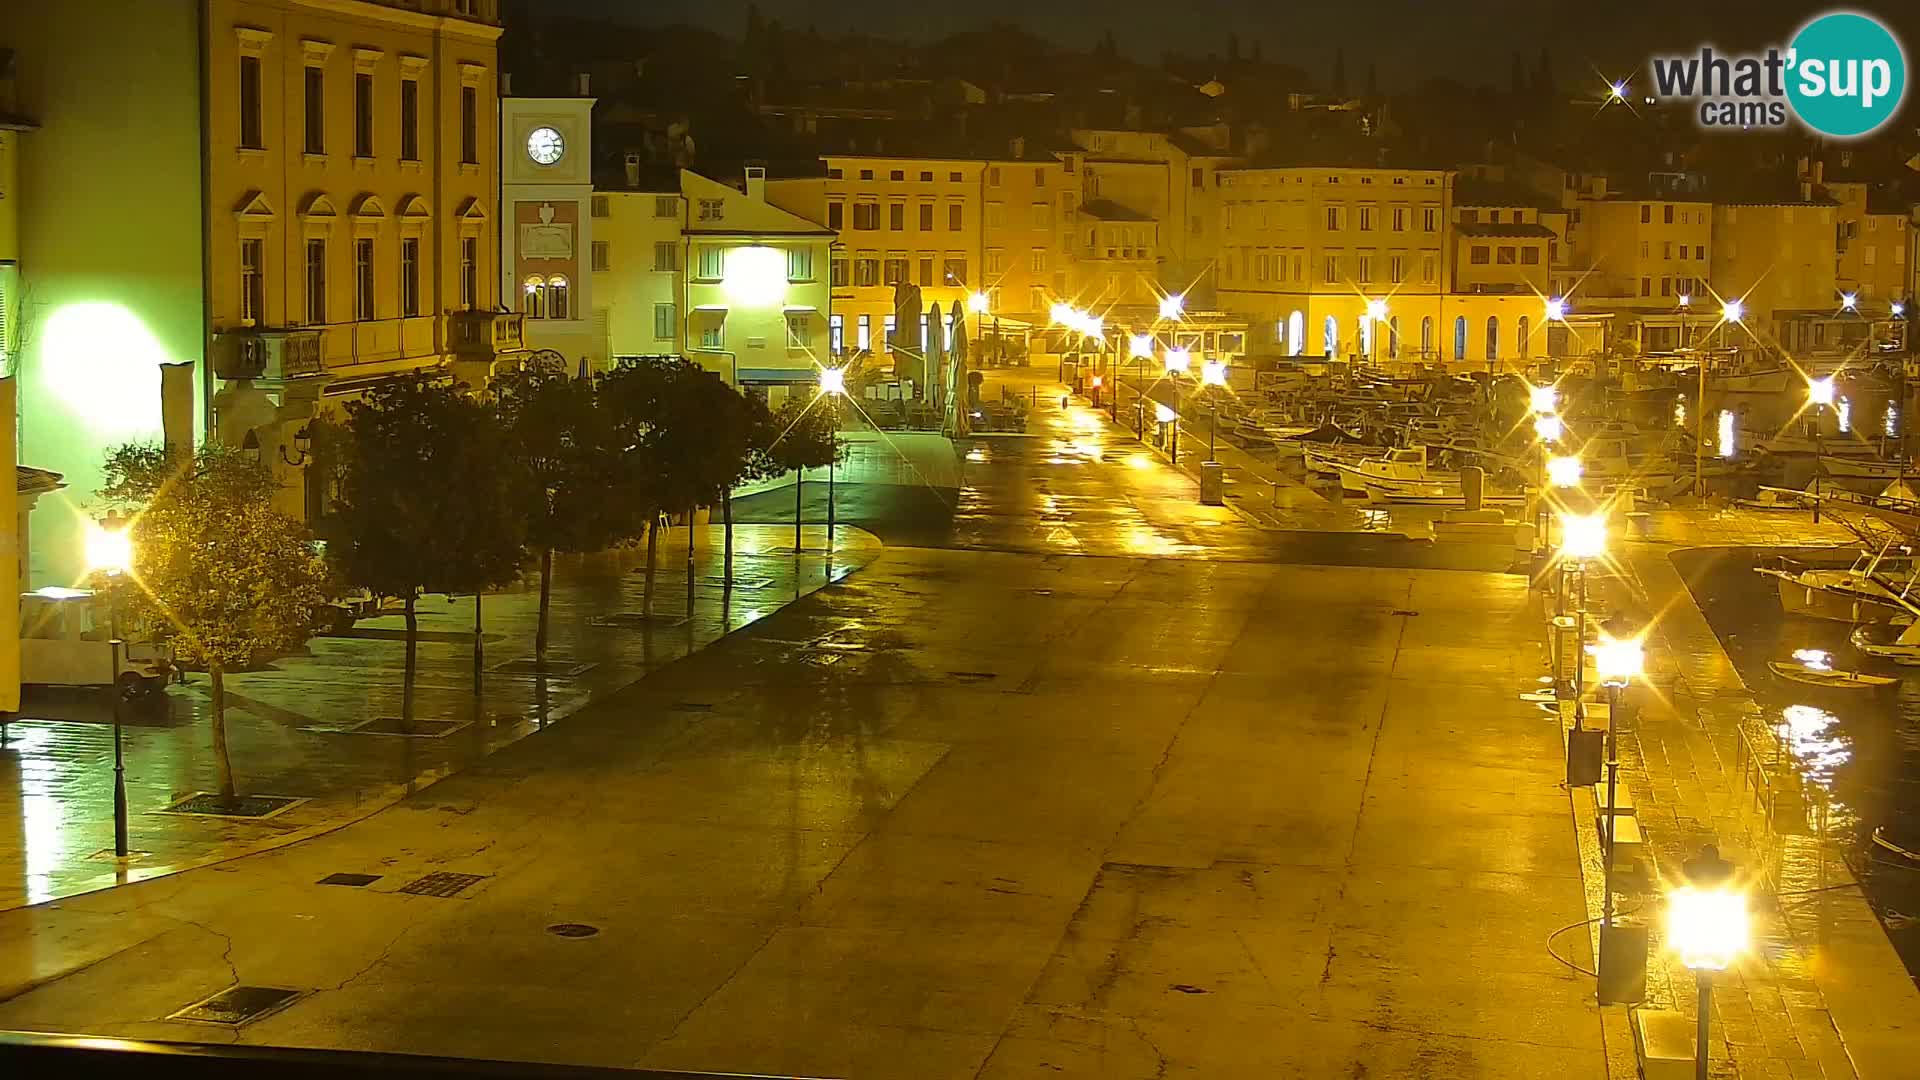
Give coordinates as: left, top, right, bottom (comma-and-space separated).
1460, 465, 1485, 512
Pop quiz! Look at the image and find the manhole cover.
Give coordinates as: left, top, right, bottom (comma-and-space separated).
317, 872, 381, 887
348, 717, 470, 738
159, 793, 303, 819
1389, 609, 1420, 617
491, 658, 596, 678
590, 612, 688, 629
547, 923, 600, 938
397, 871, 487, 898
170, 986, 304, 1025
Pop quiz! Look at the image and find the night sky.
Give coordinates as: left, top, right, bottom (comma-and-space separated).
540, 0, 1920, 92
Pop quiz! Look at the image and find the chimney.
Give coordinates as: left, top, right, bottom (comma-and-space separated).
576, 72, 591, 96
625, 152, 642, 189
1814, 160, 1825, 185
1009, 136, 1025, 159
744, 164, 766, 202
501, 71, 513, 96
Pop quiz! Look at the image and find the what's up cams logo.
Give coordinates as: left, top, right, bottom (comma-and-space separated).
1649, 10, 1907, 137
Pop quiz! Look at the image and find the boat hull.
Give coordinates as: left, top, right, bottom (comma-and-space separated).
1767, 660, 1897, 688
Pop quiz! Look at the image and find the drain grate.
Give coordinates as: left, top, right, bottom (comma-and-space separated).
590, 612, 688, 629
317, 872, 381, 887
1389, 609, 1421, 617
170, 986, 304, 1026
547, 923, 600, 938
491, 658, 596, 678
160, 793, 303, 819
347, 717, 469, 739
397, 871, 487, 898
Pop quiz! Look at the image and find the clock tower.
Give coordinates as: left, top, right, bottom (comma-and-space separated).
500, 92, 596, 368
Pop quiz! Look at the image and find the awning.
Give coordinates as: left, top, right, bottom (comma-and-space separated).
737, 368, 820, 384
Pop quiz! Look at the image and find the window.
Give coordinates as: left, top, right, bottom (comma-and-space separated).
588, 195, 609, 218
699, 322, 722, 349
1324, 315, 1339, 357
985, 249, 1005, 274
1662, 241, 1672, 259
829, 313, 844, 354
547, 276, 569, 320
949, 171, 962, 182
1358, 255, 1373, 282
987, 166, 1001, 186
1392, 207, 1406, 231
1191, 167, 1204, 189
1421, 316, 1433, 354
855, 255, 879, 287
1289, 311, 1304, 356
852, 203, 878, 230
1640, 241, 1650, 257
354, 238, 375, 321
1031, 285, 1047, 311
985, 202, 1004, 228
1521, 247, 1539, 265
1660, 277, 1671, 296
1421, 253, 1436, 284
460, 237, 476, 308
1033, 202, 1052, 229
948, 204, 963, 230
1423, 208, 1437, 232
399, 77, 419, 160
696, 245, 724, 280
827, 167, 843, 180
591, 240, 610, 273
1695, 245, 1706, 260
1496, 247, 1517, 265
857, 314, 870, 350
1484, 316, 1499, 360
889, 169, 904, 181
826, 202, 844, 230
1453, 316, 1466, 360
943, 257, 967, 286
919, 203, 933, 230
1664, 204, 1674, 224
1325, 206, 1340, 230
883, 315, 896, 349
1388, 316, 1399, 359
920, 171, 933, 182
917, 255, 933, 286
1517, 315, 1529, 359
1641, 205, 1651, 224
354, 72, 373, 157
459, 86, 476, 164
1470, 246, 1490, 265
239, 56, 263, 149
889, 203, 905, 230
1030, 248, 1047, 272
1359, 207, 1374, 231
1641, 276, 1652, 296
401, 238, 421, 316
653, 303, 675, 340
883, 255, 907, 285
654, 242, 677, 271
831, 256, 849, 286
299, 238, 334, 323
303, 65, 325, 154
240, 239, 264, 324
654, 196, 677, 218
1389, 255, 1404, 283
698, 199, 725, 222
1323, 255, 1338, 282
787, 247, 813, 281
787, 313, 811, 348
859, 169, 873, 180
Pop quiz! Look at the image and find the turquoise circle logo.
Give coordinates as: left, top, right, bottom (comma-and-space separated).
1787, 12, 1906, 137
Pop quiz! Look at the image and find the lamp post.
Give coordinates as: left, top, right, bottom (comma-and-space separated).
86, 515, 135, 858
1669, 846, 1746, 1080
1155, 401, 1179, 462
819, 367, 845, 549
1201, 359, 1227, 462
1591, 632, 1644, 998
1719, 298, 1744, 360
1367, 298, 1388, 370
1560, 512, 1607, 710
1808, 375, 1834, 523
1531, 385, 1562, 561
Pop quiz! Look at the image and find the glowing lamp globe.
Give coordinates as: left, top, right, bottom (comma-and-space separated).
720, 246, 788, 308
1130, 334, 1155, 359
1559, 512, 1607, 561
1154, 402, 1177, 424
1808, 376, 1835, 407
1533, 414, 1564, 443
1365, 298, 1388, 322
1158, 293, 1185, 319
85, 522, 134, 575
817, 367, 846, 396
1547, 455, 1582, 488
1667, 884, 1748, 971
1721, 299, 1744, 324
1164, 348, 1192, 374
1591, 635, 1644, 686
1545, 297, 1568, 321
1529, 385, 1559, 415
1201, 360, 1228, 387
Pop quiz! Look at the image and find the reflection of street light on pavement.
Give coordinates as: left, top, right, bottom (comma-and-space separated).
1159, 293, 1185, 320
1591, 631, 1644, 998
1547, 455, 1582, 488
1670, 846, 1746, 1080
86, 515, 134, 858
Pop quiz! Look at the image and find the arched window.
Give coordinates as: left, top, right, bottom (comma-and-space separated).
1388, 316, 1400, 359
1324, 314, 1339, 358
1421, 316, 1434, 355
1453, 316, 1466, 360
1485, 316, 1500, 361
1517, 315, 1530, 359
523, 276, 546, 319
547, 275, 570, 320
1289, 311, 1304, 356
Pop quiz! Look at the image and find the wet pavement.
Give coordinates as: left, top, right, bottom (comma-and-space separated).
0, 368, 1912, 1078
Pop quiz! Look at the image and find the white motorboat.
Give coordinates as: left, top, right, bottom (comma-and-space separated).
1334, 447, 1528, 505
1819, 454, 1911, 481
1579, 436, 1678, 492
1851, 621, 1920, 665
1302, 441, 1378, 476
1754, 541, 1920, 623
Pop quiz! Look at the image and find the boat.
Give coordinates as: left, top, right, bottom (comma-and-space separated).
1871, 826, 1920, 865
1819, 454, 1912, 481
1711, 367, 1794, 394
1754, 541, 1920, 622
1850, 621, 1920, 665
1768, 650, 1897, 688
1734, 486, 1814, 511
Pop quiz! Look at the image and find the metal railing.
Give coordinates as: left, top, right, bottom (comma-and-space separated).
0, 1032, 825, 1079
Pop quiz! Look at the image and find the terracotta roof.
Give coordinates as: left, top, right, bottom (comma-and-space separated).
1456, 221, 1557, 239
1080, 199, 1154, 222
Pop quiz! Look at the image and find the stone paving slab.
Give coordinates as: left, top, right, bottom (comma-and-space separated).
0, 525, 879, 912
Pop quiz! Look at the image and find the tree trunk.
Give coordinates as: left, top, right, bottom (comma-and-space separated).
644, 516, 658, 616
473, 590, 484, 696
794, 470, 803, 551
402, 594, 418, 729
685, 508, 697, 613
210, 661, 236, 801
723, 488, 735, 582
535, 545, 553, 666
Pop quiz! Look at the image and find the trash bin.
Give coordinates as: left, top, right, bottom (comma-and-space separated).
1199, 461, 1225, 506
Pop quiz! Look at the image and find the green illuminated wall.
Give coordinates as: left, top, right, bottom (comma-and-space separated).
10, 1, 205, 586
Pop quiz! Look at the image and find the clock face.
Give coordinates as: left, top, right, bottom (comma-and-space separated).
527, 126, 565, 165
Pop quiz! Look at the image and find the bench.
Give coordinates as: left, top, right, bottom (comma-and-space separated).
1591, 777, 1637, 820
1632, 1008, 1696, 1079
1599, 812, 1644, 869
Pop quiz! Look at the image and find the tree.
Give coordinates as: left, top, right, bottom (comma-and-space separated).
325, 377, 525, 722
1534, 48, 1557, 98
677, 372, 764, 583
757, 393, 841, 552
100, 444, 327, 803
1365, 62, 1377, 99
492, 369, 643, 666
1331, 48, 1346, 99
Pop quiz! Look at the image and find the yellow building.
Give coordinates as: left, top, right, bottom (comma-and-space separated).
1449, 180, 1555, 297
1576, 197, 1714, 308
1071, 127, 1235, 307
1710, 197, 1839, 341
593, 167, 684, 360
1829, 181, 1911, 308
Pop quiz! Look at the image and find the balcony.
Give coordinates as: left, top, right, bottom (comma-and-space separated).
211, 328, 325, 382
320, 316, 444, 371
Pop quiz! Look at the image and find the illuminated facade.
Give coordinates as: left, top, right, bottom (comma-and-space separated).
1576, 198, 1714, 308
1071, 127, 1233, 308
1710, 199, 1839, 331
501, 93, 595, 366
1828, 181, 1911, 307
594, 179, 684, 359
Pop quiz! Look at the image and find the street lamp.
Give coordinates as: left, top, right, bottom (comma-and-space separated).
1840, 292, 1857, 313
1159, 293, 1185, 320
1529, 384, 1559, 415
1669, 846, 1746, 1080
1560, 512, 1607, 707
1547, 454, 1583, 488
1366, 298, 1388, 367
1545, 297, 1568, 322
1533, 414, 1564, 443
1720, 298, 1744, 324
968, 291, 990, 315
1809, 376, 1835, 522
818, 368, 845, 547
1164, 347, 1191, 376
1591, 632, 1644, 998
1201, 359, 1228, 461
1155, 400, 1179, 461
85, 515, 135, 858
